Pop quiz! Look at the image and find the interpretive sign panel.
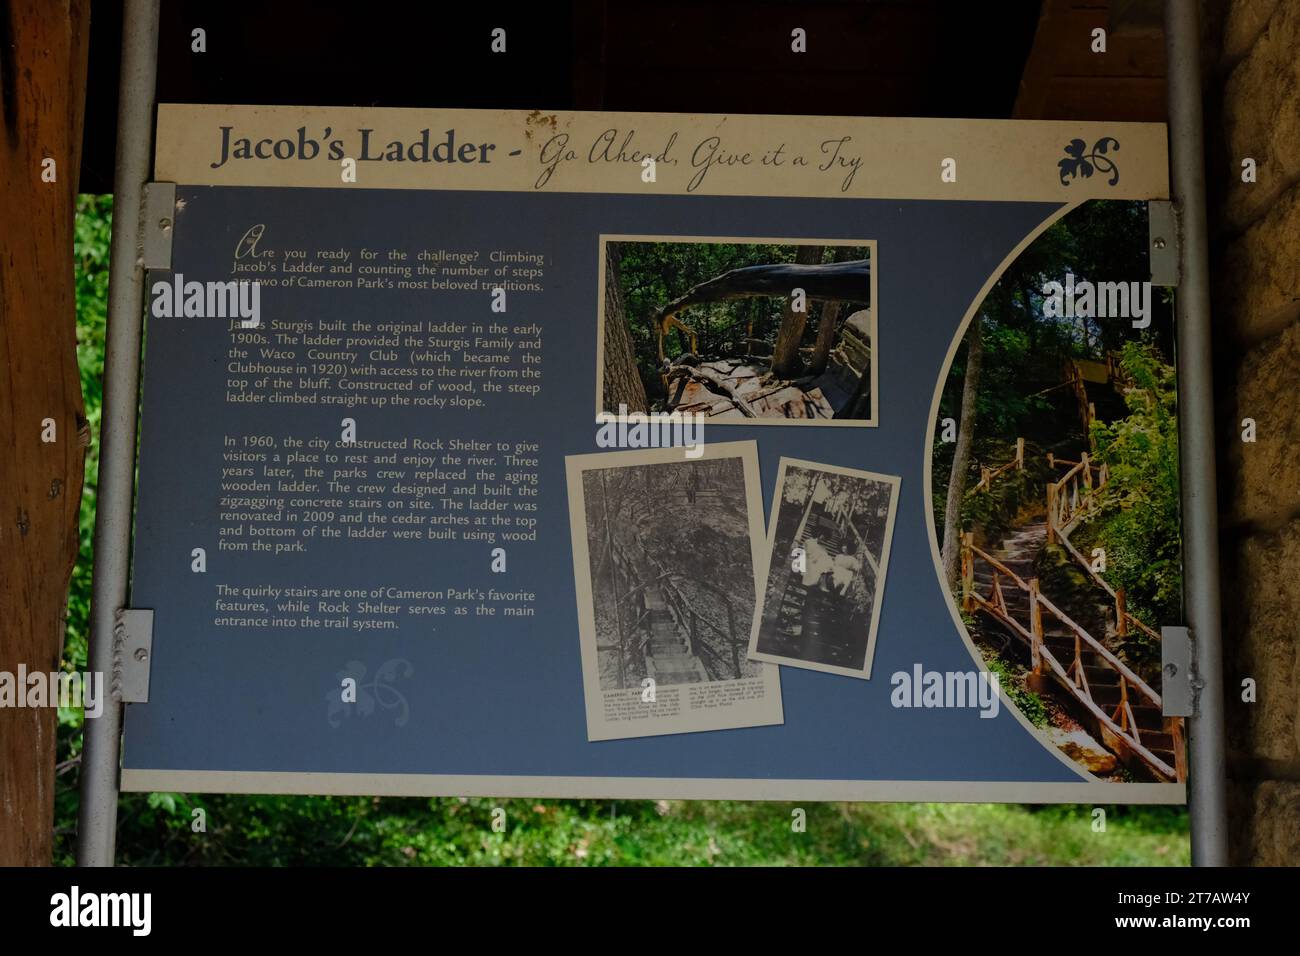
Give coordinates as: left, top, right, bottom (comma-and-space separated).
122, 105, 1184, 801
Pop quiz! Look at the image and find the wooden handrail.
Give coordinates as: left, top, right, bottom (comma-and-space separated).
967, 541, 1030, 591
1033, 590, 1161, 709
1052, 457, 1088, 485
1048, 462, 1165, 649
971, 437, 1025, 494
962, 537, 1178, 781
1059, 531, 1116, 599
1038, 647, 1176, 780
964, 538, 1163, 706
1049, 456, 1106, 475
1123, 611, 1162, 643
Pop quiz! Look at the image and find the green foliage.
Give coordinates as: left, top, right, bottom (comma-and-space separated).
56, 793, 1187, 867
973, 324, 1051, 438
54, 196, 114, 849
934, 201, 1173, 505
935, 437, 1050, 558
65, 195, 113, 675
614, 241, 869, 393
1084, 342, 1183, 639
984, 657, 1049, 729
1035, 542, 1112, 639
956, 444, 1050, 550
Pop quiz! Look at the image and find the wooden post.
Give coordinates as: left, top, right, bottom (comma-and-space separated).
960, 532, 974, 612
1081, 451, 1092, 490
1116, 587, 1128, 636
980, 465, 991, 491
1028, 578, 1044, 676
602, 471, 627, 691
1047, 451, 1055, 469
1165, 716, 1188, 782
1046, 483, 1057, 544
1115, 677, 1128, 730
1015, 437, 1025, 470
614, 596, 627, 690
0, 0, 92, 866
726, 599, 739, 678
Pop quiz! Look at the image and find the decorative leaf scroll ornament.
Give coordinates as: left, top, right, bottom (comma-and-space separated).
326, 658, 415, 727
1058, 137, 1120, 186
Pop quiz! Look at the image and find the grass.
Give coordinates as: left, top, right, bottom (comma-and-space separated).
76, 793, 1189, 867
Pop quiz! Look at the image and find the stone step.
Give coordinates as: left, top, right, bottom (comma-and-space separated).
653, 671, 705, 683
1148, 748, 1177, 769
1084, 665, 1120, 686
1141, 731, 1175, 751
648, 653, 698, 666
1131, 704, 1162, 727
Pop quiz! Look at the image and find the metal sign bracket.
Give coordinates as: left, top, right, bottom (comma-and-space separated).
1161, 624, 1195, 717
111, 608, 155, 704
142, 181, 177, 270
1148, 200, 1180, 287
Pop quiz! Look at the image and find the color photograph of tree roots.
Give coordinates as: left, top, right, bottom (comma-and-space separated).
599, 237, 875, 424
931, 200, 1186, 785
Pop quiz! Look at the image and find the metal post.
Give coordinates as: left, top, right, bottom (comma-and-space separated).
77, 0, 161, 867
1164, 0, 1229, 867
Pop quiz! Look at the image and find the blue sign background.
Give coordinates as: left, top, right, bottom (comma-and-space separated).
124, 186, 1084, 787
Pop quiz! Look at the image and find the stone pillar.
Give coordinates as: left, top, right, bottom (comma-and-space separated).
1202, 0, 1300, 865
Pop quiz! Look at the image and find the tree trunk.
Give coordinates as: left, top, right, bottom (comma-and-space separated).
808, 248, 856, 375
941, 316, 983, 587
601, 244, 649, 414
808, 300, 843, 376
770, 245, 825, 378
0, 0, 91, 865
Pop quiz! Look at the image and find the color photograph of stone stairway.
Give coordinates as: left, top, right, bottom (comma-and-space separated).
930, 200, 1186, 786
960, 463, 1184, 782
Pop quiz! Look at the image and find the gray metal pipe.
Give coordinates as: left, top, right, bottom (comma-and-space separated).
76, 0, 161, 868
1164, 0, 1229, 866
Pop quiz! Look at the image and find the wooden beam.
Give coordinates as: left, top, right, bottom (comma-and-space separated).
0, 0, 91, 866
1014, 0, 1167, 122
658, 259, 871, 317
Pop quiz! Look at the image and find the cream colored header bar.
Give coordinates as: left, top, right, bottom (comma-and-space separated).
156, 104, 1169, 201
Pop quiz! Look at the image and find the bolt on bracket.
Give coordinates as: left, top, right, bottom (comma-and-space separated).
1148, 200, 1180, 288
111, 608, 155, 704
1161, 625, 1194, 717
142, 182, 177, 271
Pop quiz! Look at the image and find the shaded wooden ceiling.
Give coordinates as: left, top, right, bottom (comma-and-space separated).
77, 0, 1167, 194
1015, 0, 1167, 120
